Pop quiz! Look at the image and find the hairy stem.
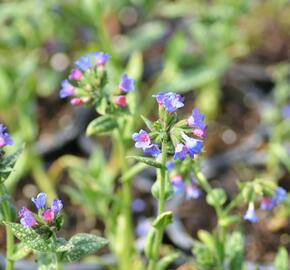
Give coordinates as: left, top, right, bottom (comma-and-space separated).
148, 142, 167, 270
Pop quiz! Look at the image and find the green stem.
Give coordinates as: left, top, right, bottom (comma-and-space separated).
0, 183, 14, 270
118, 130, 134, 270
148, 142, 167, 270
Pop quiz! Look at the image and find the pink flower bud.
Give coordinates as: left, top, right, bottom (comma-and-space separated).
70, 98, 82, 106
114, 96, 127, 107
42, 209, 55, 223
193, 127, 207, 139
69, 69, 83, 81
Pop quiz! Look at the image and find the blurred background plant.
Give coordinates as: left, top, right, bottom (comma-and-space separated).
1, 0, 290, 268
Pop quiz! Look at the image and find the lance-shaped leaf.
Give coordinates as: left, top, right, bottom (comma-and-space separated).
86, 115, 118, 136
141, 115, 154, 131
127, 156, 163, 169
153, 211, 173, 230
4, 222, 52, 252
61, 233, 108, 263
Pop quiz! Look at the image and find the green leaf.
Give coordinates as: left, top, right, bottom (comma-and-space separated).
4, 222, 52, 252
144, 227, 155, 260
151, 179, 173, 201
275, 247, 289, 270
218, 215, 240, 227
86, 115, 118, 136
9, 243, 30, 261
0, 148, 22, 182
157, 252, 180, 270
37, 252, 57, 270
206, 188, 227, 207
153, 211, 173, 230
61, 233, 108, 263
127, 156, 163, 168
141, 115, 154, 131
225, 231, 244, 270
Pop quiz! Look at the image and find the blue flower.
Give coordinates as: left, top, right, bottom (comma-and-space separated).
244, 206, 258, 223
136, 218, 151, 237
144, 144, 161, 158
153, 92, 184, 113
132, 129, 151, 149
132, 199, 146, 213
51, 199, 63, 214
282, 105, 290, 119
173, 143, 188, 161
0, 124, 13, 148
166, 161, 175, 172
186, 183, 201, 200
19, 207, 37, 228
93, 51, 111, 66
59, 80, 75, 98
170, 175, 185, 194
32, 192, 47, 210
187, 108, 206, 129
75, 54, 92, 71
183, 134, 203, 158
272, 187, 287, 205
119, 74, 135, 93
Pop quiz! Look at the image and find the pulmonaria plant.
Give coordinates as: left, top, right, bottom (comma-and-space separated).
18, 192, 63, 229
5, 191, 108, 270
59, 51, 135, 115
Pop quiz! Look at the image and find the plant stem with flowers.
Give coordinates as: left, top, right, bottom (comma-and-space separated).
0, 124, 16, 270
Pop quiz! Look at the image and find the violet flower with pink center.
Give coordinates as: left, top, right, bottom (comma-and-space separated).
170, 175, 185, 194
132, 129, 151, 149
94, 51, 111, 66
186, 182, 201, 200
153, 92, 184, 113
187, 108, 206, 130
60, 80, 75, 98
74, 54, 92, 71
19, 208, 37, 228
182, 134, 203, 159
0, 124, 13, 148
119, 74, 135, 93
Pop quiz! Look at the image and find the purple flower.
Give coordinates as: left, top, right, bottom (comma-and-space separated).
136, 218, 151, 237
75, 54, 92, 71
173, 143, 188, 161
166, 161, 175, 172
244, 205, 258, 223
187, 108, 206, 129
69, 68, 83, 81
93, 51, 111, 66
132, 199, 146, 213
32, 192, 47, 210
51, 199, 63, 214
282, 105, 290, 119
260, 197, 275, 211
272, 187, 287, 205
119, 74, 135, 93
42, 209, 55, 223
153, 92, 184, 113
193, 127, 208, 139
60, 80, 75, 98
183, 134, 203, 158
0, 124, 13, 148
186, 183, 201, 200
144, 144, 161, 158
132, 129, 151, 149
170, 175, 185, 194
19, 209, 37, 228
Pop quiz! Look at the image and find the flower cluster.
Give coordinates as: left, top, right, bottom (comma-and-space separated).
132, 92, 207, 160
167, 161, 201, 200
19, 192, 63, 228
244, 187, 287, 223
0, 124, 13, 148
59, 51, 135, 109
